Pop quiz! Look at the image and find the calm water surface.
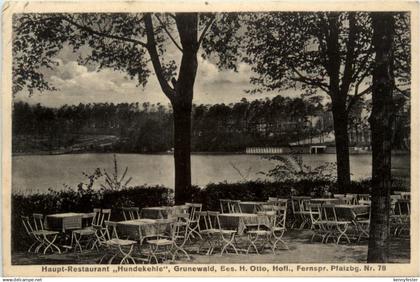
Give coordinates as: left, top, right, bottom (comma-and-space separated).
12, 153, 410, 194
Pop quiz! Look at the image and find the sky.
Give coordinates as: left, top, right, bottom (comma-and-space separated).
14, 43, 303, 108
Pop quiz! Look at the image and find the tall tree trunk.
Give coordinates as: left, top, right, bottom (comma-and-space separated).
326, 13, 352, 192
173, 103, 192, 204
332, 103, 351, 191
367, 12, 395, 263
172, 13, 198, 204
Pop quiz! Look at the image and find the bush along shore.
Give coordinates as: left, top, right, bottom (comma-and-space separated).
11, 178, 410, 252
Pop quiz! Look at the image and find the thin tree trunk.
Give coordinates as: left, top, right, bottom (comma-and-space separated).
367, 12, 395, 263
332, 105, 351, 191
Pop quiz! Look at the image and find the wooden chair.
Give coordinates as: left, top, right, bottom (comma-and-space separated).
31, 213, 61, 254
99, 221, 137, 264
122, 207, 140, 221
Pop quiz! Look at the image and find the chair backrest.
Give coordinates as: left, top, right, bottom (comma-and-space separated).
104, 220, 120, 240
400, 192, 410, 201
228, 200, 242, 213
93, 209, 111, 228
345, 194, 357, 205
171, 214, 189, 240
390, 194, 402, 214
290, 197, 300, 214
301, 199, 311, 212
321, 204, 337, 223
333, 194, 345, 199
395, 199, 410, 216
274, 202, 287, 229
122, 207, 140, 221
32, 213, 45, 231
219, 199, 230, 214
21, 215, 35, 236
91, 208, 102, 226
358, 194, 370, 202
186, 203, 202, 221
268, 197, 278, 203
207, 211, 222, 230
308, 203, 322, 225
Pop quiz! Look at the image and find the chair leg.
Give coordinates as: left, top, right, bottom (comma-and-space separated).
43, 235, 61, 254
220, 233, 238, 255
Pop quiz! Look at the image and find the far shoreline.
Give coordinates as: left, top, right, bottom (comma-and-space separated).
12, 150, 411, 157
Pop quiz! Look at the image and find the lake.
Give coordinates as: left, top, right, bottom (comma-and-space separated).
12, 153, 410, 194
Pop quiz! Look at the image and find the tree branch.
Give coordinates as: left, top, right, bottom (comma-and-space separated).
290, 66, 330, 94
60, 15, 148, 48
144, 14, 176, 100
394, 84, 410, 98
340, 13, 357, 96
346, 85, 372, 112
197, 15, 216, 48
155, 14, 183, 52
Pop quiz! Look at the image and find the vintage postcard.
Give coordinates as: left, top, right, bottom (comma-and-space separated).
1, 0, 419, 277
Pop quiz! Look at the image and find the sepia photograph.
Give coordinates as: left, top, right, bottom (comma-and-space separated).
1, 0, 418, 277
